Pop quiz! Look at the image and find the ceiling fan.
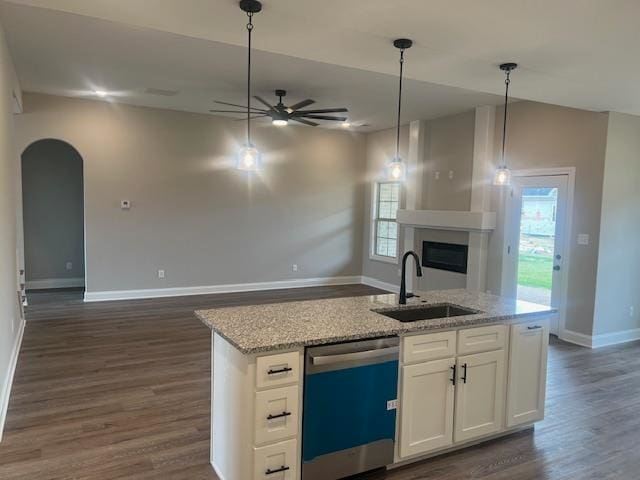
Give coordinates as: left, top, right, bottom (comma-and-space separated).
210, 89, 348, 127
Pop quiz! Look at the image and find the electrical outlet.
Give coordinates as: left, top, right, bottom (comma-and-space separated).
577, 234, 590, 245
397, 268, 402, 277
448, 170, 454, 179
387, 399, 398, 411
292, 264, 298, 272
66, 261, 73, 270
434, 171, 440, 180
158, 269, 165, 279
121, 199, 131, 210
630, 306, 635, 318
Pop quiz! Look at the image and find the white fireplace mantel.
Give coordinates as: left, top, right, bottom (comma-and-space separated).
396, 209, 496, 232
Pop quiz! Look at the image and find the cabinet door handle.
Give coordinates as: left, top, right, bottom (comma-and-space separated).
461, 363, 468, 384
266, 465, 290, 475
450, 365, 456, 385
267, 411, 292, 420
267, 366, 293, 375
527, 325, 542, 330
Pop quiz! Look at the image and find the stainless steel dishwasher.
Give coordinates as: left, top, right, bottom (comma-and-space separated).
301, 337, 400, 480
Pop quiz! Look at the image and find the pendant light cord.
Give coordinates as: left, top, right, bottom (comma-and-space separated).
501, 70, 511, 168
395, 48, 405, 161
246, 12, 254, 146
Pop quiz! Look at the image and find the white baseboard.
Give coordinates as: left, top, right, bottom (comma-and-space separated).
84, 275, 363, 302
560, 327, 640, 349
0, 318, 25, 443
26, 277, 85, 290
360, 276, 399, 293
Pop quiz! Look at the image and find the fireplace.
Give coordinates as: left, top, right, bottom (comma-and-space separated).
422, 241, 468, 274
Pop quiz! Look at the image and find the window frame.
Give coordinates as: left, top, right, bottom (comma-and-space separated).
369, 181, 401, 264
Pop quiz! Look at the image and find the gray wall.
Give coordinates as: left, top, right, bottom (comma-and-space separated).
593, 112, 640, 335
22, 139, 84, 284
486, 101, 609, 336
0, 20, 21, 437
16, 93, 366, 293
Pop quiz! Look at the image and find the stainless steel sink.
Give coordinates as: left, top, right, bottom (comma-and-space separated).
374, 303, 479, 323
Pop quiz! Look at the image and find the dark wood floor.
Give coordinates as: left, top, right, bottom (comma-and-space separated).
1, 286, 639, 479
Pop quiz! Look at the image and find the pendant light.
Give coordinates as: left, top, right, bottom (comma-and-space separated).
387, 38, 412, 181
493, 62, 518, 186
236, 0, 263, 171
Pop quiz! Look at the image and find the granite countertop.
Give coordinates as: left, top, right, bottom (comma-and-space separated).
195, 289, 555, 354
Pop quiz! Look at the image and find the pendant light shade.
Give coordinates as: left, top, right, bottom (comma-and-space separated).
237, 0, 262, 171
387, 38, 412, 181
494, 62, 517, 186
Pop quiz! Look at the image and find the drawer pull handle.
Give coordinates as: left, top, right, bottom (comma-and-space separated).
461, 363, 468, 384
527, 325, 542, 330
267, 411, 292, 420
266, 465, 290, 475
267, 366, 293, 375
450, 364, 456, 385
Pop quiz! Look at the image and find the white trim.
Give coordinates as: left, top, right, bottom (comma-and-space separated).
369, 253, 398, 265
361, 276, 399, 293
84, 276, 363, 302
396, 209, 497, 232
26, 277, 85, 290
560, 328, 640, 349
0, 318, 25, 442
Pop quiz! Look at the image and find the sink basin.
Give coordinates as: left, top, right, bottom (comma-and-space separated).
374, 303, 479, 323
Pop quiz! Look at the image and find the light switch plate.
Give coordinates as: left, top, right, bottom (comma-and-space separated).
577, 234, 590, 245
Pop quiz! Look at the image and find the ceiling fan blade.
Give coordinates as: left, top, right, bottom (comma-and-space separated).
214, 100, 267, 112
300, 115, 348, 121
253, 96, 275, 110
290, 117, 318, 127
288, 99, 315, 111
209, 109, 249, 113
233, 115, 269, 121
293, 108, 348, 114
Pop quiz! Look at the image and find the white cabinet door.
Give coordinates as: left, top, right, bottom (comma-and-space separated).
399, 357, 455, 458
454, 350, 505, 443
254, 385, 299, 445
506, 320, 549, 427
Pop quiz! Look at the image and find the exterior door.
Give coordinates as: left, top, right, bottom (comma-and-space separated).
505, 174, 569, 335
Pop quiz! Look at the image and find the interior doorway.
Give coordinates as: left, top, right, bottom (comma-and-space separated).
504, 170, 574, 336
21, 139, 85, 292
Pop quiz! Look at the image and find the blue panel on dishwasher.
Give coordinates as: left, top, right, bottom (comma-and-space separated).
302, 360, 398, 463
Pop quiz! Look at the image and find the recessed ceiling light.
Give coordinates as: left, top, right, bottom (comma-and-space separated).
94, 90, 108, 97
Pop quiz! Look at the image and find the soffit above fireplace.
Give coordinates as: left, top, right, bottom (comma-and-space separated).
397, 209, 496, 232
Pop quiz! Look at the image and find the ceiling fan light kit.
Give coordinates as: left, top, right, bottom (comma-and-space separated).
386, 38, 412, 182
493, 62, 518, 186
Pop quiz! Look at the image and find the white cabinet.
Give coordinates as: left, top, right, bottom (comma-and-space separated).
253, 439, 298, 480
454, 350, 505, 443
254, 385, 299, 445
506, 320, 549, 427
399, 358, 455, 458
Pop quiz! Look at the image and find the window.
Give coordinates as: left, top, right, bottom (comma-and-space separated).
372, 182, 401, 259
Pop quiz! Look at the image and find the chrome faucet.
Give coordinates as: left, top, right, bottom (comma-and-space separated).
399, 250, 423, 305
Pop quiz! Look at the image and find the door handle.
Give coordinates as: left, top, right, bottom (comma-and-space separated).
267, 411, 292, 420
527, 325, 542, 330
461, 363, 468, 384
450, 365, 456, 385
553, 265, 560, 271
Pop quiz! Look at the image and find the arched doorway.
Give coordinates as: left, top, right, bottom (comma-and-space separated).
21, 139, 85, 293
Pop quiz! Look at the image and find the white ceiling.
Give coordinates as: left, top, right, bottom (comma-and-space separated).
2, 0, 639, 129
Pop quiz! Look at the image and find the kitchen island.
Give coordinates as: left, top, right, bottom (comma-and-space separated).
196, 289, 554, 480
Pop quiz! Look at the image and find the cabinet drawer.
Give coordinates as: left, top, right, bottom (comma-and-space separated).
403, 331, 457, 364
457, 325, 505, 355
256, 351, 300, 390
253, 439, 297, 480
254, 385, 299, 445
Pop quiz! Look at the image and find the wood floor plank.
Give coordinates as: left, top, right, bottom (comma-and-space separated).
1, 285, 638, 479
